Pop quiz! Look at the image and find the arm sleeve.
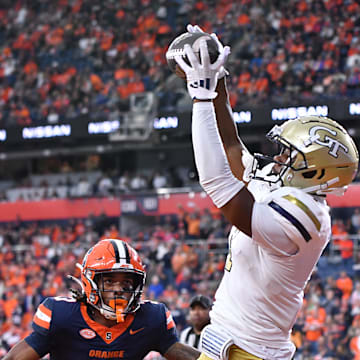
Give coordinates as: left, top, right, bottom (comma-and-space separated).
192, 101, 245, 208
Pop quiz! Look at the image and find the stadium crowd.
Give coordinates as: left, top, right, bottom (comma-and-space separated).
0, 151, 358, 203
0, 206, 360, 359
0, 165, 199, 202
1, 0, 360, 358
0, 0, 359, 126
1, 167, 359, 203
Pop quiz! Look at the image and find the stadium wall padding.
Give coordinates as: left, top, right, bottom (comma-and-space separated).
0, 184, 359, 222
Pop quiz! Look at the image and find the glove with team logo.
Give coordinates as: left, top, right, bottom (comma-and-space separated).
175, 40, 230, 100
187, 24, 229, 79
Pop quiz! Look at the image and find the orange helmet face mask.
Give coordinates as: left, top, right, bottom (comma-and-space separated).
72, 239, 146, 322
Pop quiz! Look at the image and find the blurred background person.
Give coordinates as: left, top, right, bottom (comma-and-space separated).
179, 295, 212, 350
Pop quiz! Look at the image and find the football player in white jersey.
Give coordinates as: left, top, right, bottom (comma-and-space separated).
175, 25, 359, 360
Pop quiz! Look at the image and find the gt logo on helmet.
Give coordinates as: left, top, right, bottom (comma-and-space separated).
305, 125, 349, 158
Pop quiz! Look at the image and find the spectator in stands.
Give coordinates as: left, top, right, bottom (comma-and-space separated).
97, 173, 114, 197
322, 287, 341, 317
75, 177, 91, 198
351, 282, 360, 317
161, 284, 178, 305
147, 275, 165, 299
336, 270, 354, 301
118, 171, 131, 193
179, 295, 212, 350
59, 162, 73, 174
352, 208, 360, 234
332, 219, 353, 261
130, 172, 148, 191
151, 171, 168, 190
167, 299, 187, 332
185, 210, 201, 240
350, 333, 360, 359
339, 236, 354, 271
176, 267, 195, 294
199, 208, 213, 239
171, 244, 187, 276
314, 335, 336, 359
303, 300, 327, 354
176, 289, 192, 312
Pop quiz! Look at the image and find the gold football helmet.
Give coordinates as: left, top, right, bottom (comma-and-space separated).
252, 116, 359, 195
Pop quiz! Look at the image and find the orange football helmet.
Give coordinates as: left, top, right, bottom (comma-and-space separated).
72, 239, 145, 322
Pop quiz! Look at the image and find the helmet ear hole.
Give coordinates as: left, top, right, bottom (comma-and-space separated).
302, 170, 317, 179
302, 169, 325, 180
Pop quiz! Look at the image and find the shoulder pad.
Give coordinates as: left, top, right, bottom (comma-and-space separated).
33, 298, 55, 332
266, 187, 328, 243
52, 296, 77, 303
141, 299, 160, 306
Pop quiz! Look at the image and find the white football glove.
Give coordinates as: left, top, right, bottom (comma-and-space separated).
186, 24, 229, 79
175, 40, 230, 100
186, 24, 204, 34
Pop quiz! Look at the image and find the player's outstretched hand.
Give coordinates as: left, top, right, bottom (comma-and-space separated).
175, 40, 230, 100
187, 24, 229, 79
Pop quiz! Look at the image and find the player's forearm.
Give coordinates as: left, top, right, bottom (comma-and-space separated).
164, 342, 200, 360
192, 101, 245, 208
3, 340, 40, 360
213, 78, 241, 146
213, 78, 250, 181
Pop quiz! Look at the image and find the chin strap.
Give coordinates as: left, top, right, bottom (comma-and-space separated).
302, 177, 344, 195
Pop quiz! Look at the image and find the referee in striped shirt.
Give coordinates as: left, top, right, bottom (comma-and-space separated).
179, 295, 212, 350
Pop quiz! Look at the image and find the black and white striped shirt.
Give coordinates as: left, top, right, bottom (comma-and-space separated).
179, 326, 201, 350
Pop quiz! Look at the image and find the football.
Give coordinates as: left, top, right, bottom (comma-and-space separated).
166, 32, 220, 73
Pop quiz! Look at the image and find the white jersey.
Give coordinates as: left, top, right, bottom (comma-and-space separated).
210, 185, 331, 359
